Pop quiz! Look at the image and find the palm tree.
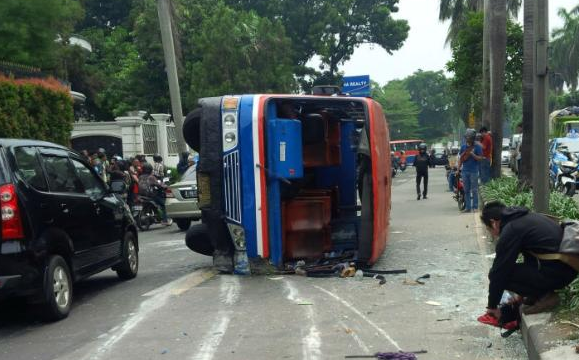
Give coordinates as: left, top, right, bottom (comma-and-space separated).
519, 0, 534, 185
551, 6, 579, 92
489, 0, 507, 178
439, 0, 520, 44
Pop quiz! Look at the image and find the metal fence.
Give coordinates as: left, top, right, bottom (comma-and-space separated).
166, 124, 178, 155
142, 122, 158, 155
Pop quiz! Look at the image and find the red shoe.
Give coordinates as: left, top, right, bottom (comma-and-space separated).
477, 313, 500, 327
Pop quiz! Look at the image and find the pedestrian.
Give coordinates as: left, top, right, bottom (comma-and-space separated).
177, 151, 190, 175
479, 127, 493, 184
139, 163, 172, 226
457, 129, 483, 212
98, 151, 109, 183
152, 154, 165, 180
414, 143, 431, 200
480, 201, 577, 318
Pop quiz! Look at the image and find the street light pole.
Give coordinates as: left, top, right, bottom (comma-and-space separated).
532, 0, 549, 213
157, 0, 187, 153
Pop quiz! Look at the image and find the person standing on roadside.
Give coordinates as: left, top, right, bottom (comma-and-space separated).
479, 127, 493, 183
414, 143, 431, 200
458, 129, 484, 212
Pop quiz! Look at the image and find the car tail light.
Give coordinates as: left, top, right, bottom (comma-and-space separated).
1, 184, 24, 240
165, 188, 174, 198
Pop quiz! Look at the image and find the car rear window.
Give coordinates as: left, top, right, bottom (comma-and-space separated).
14, 147, 49, 191
0, 148, 6, 185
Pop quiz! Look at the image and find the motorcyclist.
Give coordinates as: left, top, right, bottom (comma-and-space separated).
414, 143, 431, 200
391, 151, 400, 169
152, 154, 165, 180
138, 163, 172, 226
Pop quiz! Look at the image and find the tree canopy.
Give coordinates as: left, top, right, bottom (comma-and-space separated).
0, 0, 411, 120
373, 80, 420, 140
446, 12, 522, 125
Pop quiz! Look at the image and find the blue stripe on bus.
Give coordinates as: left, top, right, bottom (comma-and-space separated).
239, 95, 258, 258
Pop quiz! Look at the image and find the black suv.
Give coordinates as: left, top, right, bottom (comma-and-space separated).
0, 139, 138, 320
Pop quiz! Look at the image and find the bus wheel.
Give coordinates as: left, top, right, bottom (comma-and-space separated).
185, 223, 214, 256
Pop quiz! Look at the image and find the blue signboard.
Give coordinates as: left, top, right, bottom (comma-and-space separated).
342, 75, 371, 97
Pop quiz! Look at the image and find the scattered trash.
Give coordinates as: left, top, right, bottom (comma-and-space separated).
486, 342, 493, 348
415, 274, 430, 284
425, 301, 441, 306
160, 349, 169, 355
354, 270, 364, 279
341, 266, 357, 278
345, 350, 427, 359
365, 269, 407, 275
267, 276, 284, 280
485, 253, 496, 259
362, 273, 386, 285
560, 320, 579, 329
575, 344, 579, 354
298, 302, 313, 306
182, 332, 188, 336
392, 231, 404, 234
344, 328, 354, 334
402, 279, 422, 286
436, 318, 451, 322
482, 236, 487, 239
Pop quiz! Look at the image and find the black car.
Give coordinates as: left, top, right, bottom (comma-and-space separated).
0, 139, 138, 320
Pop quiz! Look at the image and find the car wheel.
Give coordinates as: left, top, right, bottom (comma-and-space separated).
176, 219, 192, 231
116, 232, 139, 280
41, 255, 72, 321
566, 183, 576, 197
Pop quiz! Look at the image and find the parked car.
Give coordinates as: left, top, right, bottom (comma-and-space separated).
166, 166, 201, 231
501, 145, 511, 165
0, 139, 138, 321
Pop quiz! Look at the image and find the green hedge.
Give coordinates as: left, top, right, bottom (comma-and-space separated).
481, 176, 579, 311
0, 76, 74, 146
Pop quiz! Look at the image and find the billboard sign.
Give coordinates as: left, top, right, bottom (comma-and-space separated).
342, 75, 371, 97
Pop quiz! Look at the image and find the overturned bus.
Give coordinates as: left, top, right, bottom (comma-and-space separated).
183, 94, 392, 274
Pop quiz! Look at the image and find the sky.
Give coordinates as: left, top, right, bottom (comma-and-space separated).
339, 0, 579, 85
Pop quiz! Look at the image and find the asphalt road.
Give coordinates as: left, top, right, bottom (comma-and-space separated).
0, 168, 527, 360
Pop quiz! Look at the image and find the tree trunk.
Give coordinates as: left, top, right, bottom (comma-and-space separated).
482, 0, 491, 129
519, 0, 534, 185
489, 0, 507, 179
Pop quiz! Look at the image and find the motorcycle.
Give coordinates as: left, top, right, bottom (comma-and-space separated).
549, 160, 577, 197
399, 161, 407, 172
451, 168, 466, 211
133, 171, 173, 231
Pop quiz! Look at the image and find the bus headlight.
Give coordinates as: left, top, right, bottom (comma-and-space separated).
224, 114, 236, 127
224, 132, 236, 143
227, 223, 246, 250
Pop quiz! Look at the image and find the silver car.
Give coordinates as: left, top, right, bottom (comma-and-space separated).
166, 167, 201, 230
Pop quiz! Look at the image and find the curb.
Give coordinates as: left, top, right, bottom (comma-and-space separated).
520, 311, 579, 359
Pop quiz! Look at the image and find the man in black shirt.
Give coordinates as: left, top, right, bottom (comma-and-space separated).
481, 202, 577, 318
414, 143, 431, 200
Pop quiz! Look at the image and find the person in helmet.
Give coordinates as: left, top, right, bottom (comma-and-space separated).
139, 162, 172, 226
458, 129, 484, 212
414, 143, 432, 200
152, 154, 165, 180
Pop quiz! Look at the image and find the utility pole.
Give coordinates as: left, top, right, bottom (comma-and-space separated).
532, 0, 549, 213
157, 0, 187, 153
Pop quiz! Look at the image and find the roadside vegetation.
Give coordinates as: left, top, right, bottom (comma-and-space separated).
481, 176, 579, 312
0, 75, 74, 145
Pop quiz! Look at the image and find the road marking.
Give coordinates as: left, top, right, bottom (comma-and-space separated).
77, 268, 215, 360
191, 276, 241, 360
284, 280, 321, 360
142, 268, 216, 297
313, 285, 401, 351
338, 320, 370, 353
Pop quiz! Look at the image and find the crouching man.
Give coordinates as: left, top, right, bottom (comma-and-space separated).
481, 201, 578, 318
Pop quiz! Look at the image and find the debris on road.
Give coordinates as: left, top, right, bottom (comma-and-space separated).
425, 301, 442, 306
345, 350, 427, 359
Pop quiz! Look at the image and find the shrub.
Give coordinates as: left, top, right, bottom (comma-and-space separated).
0, 75, 73, 146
